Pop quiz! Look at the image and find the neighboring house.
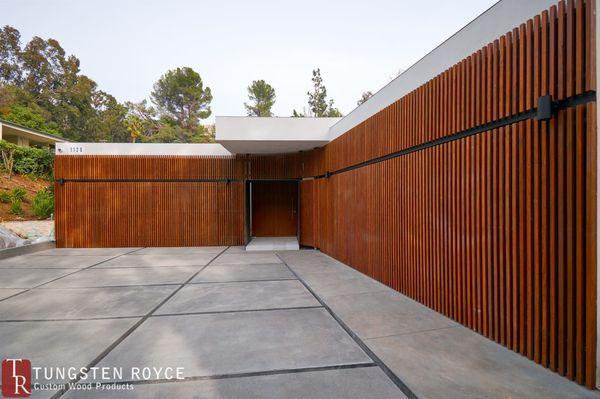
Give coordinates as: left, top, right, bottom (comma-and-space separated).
0, 119, 70, 148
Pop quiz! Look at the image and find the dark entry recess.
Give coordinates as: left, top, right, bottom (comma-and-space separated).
250, 180, 298, 237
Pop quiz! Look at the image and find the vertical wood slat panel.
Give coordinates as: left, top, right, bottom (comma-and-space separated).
296, 0, 596, 389
54, 156, 246, 247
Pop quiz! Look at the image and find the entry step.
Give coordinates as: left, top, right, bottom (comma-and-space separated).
246, 237, 300, 251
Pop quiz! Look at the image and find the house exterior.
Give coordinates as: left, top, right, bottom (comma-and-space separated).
53, 0, 599, 390
0, 119, 69, 147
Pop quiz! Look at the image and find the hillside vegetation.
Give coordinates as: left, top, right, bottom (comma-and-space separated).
0, 140, 53, 222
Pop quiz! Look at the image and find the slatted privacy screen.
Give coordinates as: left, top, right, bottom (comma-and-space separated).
54, 156, 246, 247
55, 181, 245, 247
299, 0, 597, 388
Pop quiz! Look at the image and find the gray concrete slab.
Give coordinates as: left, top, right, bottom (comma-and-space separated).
366, 327, 600, 399
95, 254, 216, 268
33, 248, 142, 256
0, 286, 177, 320
42, 267, 200, 288
0, 268, 75, 288
0, 318, 140, 385
0, 288, 23, 300
212, 253, 282, 265
299, 269, 392, 299
63, 367, 405, 398
279, 250, 359, 275
224, 246, 248, 253
132, 246, 227, 255
96, 308, 371, 381
156, 280, 320, 314
0, 255, 113, 269
191, 263, 294, 282
325, 290, 458, 339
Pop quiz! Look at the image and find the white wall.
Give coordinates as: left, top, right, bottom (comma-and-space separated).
328, 0, 559, 140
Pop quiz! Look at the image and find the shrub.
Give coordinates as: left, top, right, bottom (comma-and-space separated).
0, 191, 10, 203
9, 198, 23, 215
32, 187, 54, 219
0, 140, 54, 178
11, 187, 27, 202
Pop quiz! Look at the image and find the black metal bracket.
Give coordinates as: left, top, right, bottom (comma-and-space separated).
310, 91, 595, 181
57, 178, 65, 185
536, 95, 554, 121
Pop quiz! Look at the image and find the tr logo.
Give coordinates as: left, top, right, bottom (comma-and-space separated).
1, 359, 31, 398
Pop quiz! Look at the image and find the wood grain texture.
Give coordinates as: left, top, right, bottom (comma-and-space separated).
251, 181, 298, 237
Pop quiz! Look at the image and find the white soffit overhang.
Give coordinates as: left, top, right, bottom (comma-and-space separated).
215, 116, 340, 154
55, 142, 233, 156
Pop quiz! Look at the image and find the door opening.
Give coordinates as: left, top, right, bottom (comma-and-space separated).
248, 180, 298, 238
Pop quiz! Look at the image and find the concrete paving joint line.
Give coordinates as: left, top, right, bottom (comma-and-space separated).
29, 277, 298, 290
50, 246, 230, 399
275, 253, 419, 399
0, 247, 146, 303
0, 306, 327, 323
149, 305, 325, 318
188, 278, 298, 285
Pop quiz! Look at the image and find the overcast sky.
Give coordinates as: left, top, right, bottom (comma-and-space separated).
2, 0, 497, 122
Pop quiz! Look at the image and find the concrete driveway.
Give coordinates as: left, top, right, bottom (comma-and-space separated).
0, 246, 403, 399
0, 246, 597, 399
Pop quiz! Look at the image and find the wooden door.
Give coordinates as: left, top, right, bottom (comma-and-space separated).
251, 181, 298, 237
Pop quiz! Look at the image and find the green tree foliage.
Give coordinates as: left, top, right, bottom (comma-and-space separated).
357, 91, 373, 106
293, 69, 342, 117
244, 80, 276, 116
0, 26, 22, 84
0, 26, 215, 144
0, 25, 129, 142
1, 105, 61, 136
151, 67, 212, 129
125, 68, 215, 143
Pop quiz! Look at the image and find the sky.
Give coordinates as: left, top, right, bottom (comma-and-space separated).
2, 0, 498, 122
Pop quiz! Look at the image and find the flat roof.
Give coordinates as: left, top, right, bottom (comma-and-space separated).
55, 143, 232, 156
215, 116, 340, 154
0, 119, 70, 144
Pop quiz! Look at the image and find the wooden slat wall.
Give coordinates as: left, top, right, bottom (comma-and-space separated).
54, 152, 307, 247
55, 181, 245, 247
300, 0, 597, 388
54, 156, 245, 247
54, 155, 243, 180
